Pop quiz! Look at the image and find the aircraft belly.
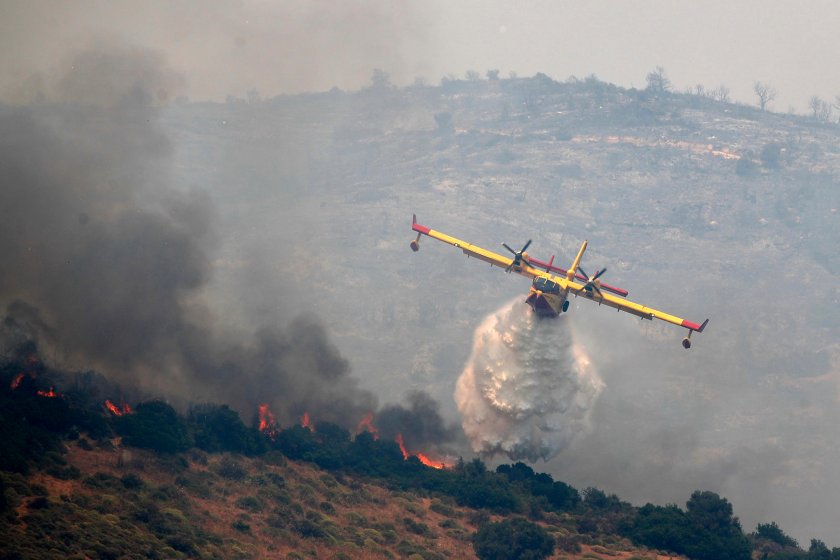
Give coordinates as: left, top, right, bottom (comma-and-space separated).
525, 290, 564, 318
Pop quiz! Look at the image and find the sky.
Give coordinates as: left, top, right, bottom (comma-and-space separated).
2, 0, 840, 112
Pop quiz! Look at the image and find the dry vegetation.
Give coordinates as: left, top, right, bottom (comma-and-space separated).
2, 437, 681, 560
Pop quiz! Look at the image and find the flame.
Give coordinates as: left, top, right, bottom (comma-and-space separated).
105, 399, 133, 416
415, 452, 447, 470
357, 412, 379, 439
258, 403, 278, 439
37, 386, 60, 398
395, 433, 446, 469
395, 433, 410, 460
300, 411, 312, 430
10, 373, 25, 389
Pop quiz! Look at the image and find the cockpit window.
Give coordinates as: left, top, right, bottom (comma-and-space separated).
533, 277, 560, 293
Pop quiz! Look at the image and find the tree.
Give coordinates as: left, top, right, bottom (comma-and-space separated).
760, 143, 783, 169
369, 68, 392, 90
753, 521, 798, 548
117, 400, 191, 453
473, 517, 555, 560
645, 66, 671, 93
712, 85, 731, 103
188, 403, 264, 455
465, 70, 481, 81
434, 112, 454, 134
486, 69, 500, 80
808, 96, 832, 122
623, 493, 751, 560
684, 491, 751, 560
809, 539, 832, 560
686, 491, 739, 532
754, 81, 776, 110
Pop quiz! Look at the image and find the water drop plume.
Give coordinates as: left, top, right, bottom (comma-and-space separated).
455, 299, 603, 461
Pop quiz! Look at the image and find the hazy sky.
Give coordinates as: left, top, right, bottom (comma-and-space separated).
2, 0, 839, 111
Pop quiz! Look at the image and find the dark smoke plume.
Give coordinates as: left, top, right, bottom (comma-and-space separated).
376, 390, 458, 450
0, 44, 380, 428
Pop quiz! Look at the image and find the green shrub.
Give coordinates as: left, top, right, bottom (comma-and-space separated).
121, 473, 144, 490
403, 516, 433, 537
116, 401, 191, 453
430, 500, 455, 517
214, 456, 247, 480
472, 517, 555, 560
319, 500, 335, 514
235, 495, 264, 512
232, 520, 251, 533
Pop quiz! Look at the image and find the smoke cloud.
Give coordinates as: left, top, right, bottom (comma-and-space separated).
455, 299, 603, 461
0, 43, 380, 428
376, 390, 458, 450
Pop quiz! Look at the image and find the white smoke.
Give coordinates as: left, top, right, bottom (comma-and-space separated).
454, 299, 603, 461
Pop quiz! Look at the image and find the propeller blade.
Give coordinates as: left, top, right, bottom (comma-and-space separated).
593, 284, 604, 298
593, 267, 607, 280
521, 239, 532, 253
502, 242, 516, 255
577, 265, 589, 281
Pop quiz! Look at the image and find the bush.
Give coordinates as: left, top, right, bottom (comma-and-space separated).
472, 517, 555, 560
235, 495, 264, 512
188, 403, 265, 455
753, 521, 798, 548
214, 456, 247, 481
116, 401, 191, 453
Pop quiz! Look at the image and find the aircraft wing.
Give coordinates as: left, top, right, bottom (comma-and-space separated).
565, 279, 709, 332
411, 215, 544, 280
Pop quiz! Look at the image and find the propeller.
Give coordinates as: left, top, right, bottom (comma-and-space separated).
502, 239, 532, 272
577, 265, 607, 298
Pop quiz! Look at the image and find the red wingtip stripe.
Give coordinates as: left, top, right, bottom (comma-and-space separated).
681, 320, 702, 331
412, 222, 431, 235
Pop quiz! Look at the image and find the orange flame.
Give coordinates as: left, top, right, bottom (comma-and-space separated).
394, 433, 446, 469
10, 373, 25, 390
300, 411, 312, 430
37, 386, 60, 398
395, 433, 410, 460
258, 403, 278, 439
105, 399, 133, 416
357, 412, 379, 439
416, 452, 447, 470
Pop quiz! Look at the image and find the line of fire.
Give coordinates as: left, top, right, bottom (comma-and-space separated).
8, 365, 450, 471
257, 403, 450, 470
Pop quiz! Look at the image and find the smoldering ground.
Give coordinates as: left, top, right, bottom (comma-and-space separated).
0, 44, 456, 448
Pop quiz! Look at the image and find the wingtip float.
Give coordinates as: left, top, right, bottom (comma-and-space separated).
410, 214, 709, 349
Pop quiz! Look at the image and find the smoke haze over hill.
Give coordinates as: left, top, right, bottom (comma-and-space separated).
0, 46, 458, 450
1, 4, 840, 548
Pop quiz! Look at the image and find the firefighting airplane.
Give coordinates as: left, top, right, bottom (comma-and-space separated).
410, 215, 708, 349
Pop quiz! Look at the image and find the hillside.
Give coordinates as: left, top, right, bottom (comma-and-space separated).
2, 439, 679, 560
158, 75, 840, 543
2, 69, 839, 554
2, 357, 833, 560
